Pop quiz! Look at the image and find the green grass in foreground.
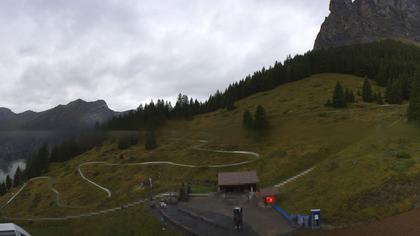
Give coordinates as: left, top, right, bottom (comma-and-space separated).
2, 204, 179, 236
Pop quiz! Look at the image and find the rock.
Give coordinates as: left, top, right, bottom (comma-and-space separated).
314, 0, 420, 50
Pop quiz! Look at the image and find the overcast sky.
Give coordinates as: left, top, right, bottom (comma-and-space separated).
0, 0, 330, 113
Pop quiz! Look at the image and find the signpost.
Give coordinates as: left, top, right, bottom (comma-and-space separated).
233, 207, 243, 231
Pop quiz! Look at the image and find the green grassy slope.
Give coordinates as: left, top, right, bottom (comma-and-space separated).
280, 122, 420, 224
0, 73, 414, 234
17, 204, 178, 236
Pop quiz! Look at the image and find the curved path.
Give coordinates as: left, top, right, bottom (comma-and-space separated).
2, 114, 403, 221
2, 177, 60, 210
77, 141, 260, 198
1, 140, 260, 220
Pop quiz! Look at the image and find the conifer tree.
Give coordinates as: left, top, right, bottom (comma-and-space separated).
362, 78, 374, 102
5, 175, 11, 190
26, 144, 50, 178
49, 146, 59, 163
254, 105, 269, 130
386, 80, 403, 104
13, 167, 22, 187
408, 80, 420, 123
145, 131, 157, 150
0, 182, 6, 196
332, 82, 347, 108
376, 91, 384, 105
242, 110, 254, 129
226, 97, 236, 111
38, 144, 50, 174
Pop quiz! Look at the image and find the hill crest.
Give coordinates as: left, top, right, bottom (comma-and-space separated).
0, 99, 124, 130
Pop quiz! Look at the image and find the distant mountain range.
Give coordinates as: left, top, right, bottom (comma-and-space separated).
0, 99, 128, 130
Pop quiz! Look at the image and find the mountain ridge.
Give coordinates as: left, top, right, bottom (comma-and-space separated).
0, 99, 128, 130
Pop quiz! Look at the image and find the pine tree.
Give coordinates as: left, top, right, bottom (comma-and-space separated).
145, 131, 157, 150
49, 146, 59, 163
38, 144, 49, 174
332, 82, 347, 108
376, 91, 384, 105
242, 110, 254, 129
0, 182, 6, 196
26, 144, 50, 178
13, 167, 22, 187
5, 175, 11, 190
226, 97, 236, 111
386, 80, 403, 104
362, 78, 374, 102
254, 105, 269, 130
408, 80, 420, 123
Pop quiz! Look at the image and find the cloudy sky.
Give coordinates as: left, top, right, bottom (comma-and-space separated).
0, 0, 330, 113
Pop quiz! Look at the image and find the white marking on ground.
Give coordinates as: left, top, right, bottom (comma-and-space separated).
274, 167, 315, 188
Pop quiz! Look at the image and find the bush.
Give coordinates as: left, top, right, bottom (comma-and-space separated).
395, 151, 411, 159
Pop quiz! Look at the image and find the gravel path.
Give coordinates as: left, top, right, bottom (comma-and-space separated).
1, 140, 260, 221
274, 167, 315, 188
77, 140, 260, 198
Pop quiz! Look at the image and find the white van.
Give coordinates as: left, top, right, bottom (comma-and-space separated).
0, 223, 31, 236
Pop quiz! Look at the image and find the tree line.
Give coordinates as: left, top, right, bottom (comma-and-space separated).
7, 39, 420, 195
0, 167, 24, 196
326, 79, 385, 108
103, 40, 420, 130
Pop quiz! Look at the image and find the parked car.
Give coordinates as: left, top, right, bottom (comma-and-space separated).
0, 223, 31, 236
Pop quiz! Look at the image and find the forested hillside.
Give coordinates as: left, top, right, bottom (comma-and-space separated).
104, 40, 420, 130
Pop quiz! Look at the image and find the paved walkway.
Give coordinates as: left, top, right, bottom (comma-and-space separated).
177, 194, 294, 236
160, 204, 258, 236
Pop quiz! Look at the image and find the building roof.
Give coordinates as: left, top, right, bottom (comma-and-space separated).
260, 187, 279, 197
218, 171, 259, 186
0, 223, 31, 235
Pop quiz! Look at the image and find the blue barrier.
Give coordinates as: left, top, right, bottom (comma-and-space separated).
272, 205, 291, 221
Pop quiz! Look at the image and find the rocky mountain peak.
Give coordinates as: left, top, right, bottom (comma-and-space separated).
0, 99, 121, 130
315, 0, 420, 50
66, 99, 108, 109
330, 0, 353, 13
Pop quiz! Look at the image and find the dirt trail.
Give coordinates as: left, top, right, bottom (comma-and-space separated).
1, 140, 260, 221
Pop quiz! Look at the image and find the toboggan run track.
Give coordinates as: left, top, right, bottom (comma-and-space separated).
1, 114, 401, 221
1, 140, 277, 221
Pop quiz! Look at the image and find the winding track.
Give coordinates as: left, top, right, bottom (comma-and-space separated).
1, 114, 402, 221
1, 140, 261, 220
77, 141, 260, 198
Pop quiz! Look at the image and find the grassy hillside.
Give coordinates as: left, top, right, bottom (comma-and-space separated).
0, 73, 413, 234
280, 122, 420, 224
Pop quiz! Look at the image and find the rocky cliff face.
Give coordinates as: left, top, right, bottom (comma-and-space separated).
314, 0, 420, 50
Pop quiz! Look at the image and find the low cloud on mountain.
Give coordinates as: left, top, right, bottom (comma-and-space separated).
0, 0, 329, 112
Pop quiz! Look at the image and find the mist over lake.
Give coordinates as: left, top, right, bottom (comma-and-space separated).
0, 130, 78, 173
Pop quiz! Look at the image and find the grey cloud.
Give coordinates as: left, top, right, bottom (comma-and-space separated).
0, 0, 329, 112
